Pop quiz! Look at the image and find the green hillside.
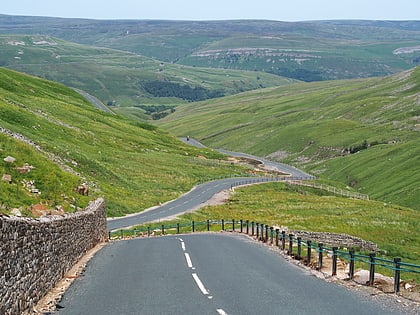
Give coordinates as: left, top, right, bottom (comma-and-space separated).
0, 67, 250, 217
0, 34, 292, 117
1, 16, 419, 81
158, 67, 420, 210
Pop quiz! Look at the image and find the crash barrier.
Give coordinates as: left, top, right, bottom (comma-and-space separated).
0, 198, 108, 315
110, 219, 419, 294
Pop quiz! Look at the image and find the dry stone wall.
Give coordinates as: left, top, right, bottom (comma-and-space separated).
0, 198, 107, 315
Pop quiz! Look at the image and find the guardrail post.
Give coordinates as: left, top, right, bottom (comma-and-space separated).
222, 219, 225, 231
369, 253, 376, 286
393, 257, 401, 293
246, 220, 249, 235
177, 223, 180, 234
251, 222, 255, 236
348, 249, 355, 279
275, 229, 279, 247
240, 219, 243, 233
207, 220, 210, 231
192, 221, 195, 233
318, 243, 323, 271
307, 240, 312, 265
161, 224, 165, 235
148, 226, 151, 237
120, 230, 123, 239
232, 219, 235, 232
256, 222, 259, 239
332, 247, 338, 276
297, 237, 302, 260
270, 227, 274, 244
265, 225, 269, 243
288, 234, 294, 255
281, 231, 286, 250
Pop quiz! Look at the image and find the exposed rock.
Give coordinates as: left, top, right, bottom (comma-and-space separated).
15, 163, 35, 174
2, 174, 12, 183
3, 156, 16, 163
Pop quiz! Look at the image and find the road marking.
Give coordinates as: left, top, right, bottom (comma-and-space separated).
181, 241, 186, 251
217, 309, 228, 315
184, 253, 193, 268
192, 273, 209, 295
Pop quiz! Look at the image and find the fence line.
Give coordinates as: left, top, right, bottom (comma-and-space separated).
286, 181, 369, 200
109, 219, 419, 293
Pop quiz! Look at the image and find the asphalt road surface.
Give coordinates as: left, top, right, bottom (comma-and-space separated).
108, 141, 313, 231
56, 234, 403, 315
108, 177, 297, 231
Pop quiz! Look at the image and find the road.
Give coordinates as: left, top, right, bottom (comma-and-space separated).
56, 234, 402, 315
56, 142, 406, 314
108, 141, 313, 231
108, 177, 301, 231
182, 137, 314, 179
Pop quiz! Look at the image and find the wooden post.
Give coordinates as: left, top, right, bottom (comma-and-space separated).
348, 249, 355, 279
297, 237, 302, 260
369, 253, 376, 286
318, 243, 323, 271
270, 227, 274, 244
281, 231, 286, 250
332, 247, 338, 276
394, 258, 401, 293
288, 234, 294, 256
307, 240, 312, 265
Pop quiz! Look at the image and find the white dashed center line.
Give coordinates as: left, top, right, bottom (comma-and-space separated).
192, 273, 209, 295
184, 252, 193, 268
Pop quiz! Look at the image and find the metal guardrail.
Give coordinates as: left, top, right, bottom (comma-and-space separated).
109, 219, 419, 293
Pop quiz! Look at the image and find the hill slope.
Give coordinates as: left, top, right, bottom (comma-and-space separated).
1, 15, 419, 81
158, 67, 420, 209
0, 67, 250, 217
0, 34, 292, 116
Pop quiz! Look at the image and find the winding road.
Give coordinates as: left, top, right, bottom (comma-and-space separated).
55, 142, 406, 314
57, 234, 402, 314
108, 139, 313, 231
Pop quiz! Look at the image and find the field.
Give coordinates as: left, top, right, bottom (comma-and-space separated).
158, 67, 420, 210
2, 17, 419, 81
0, 67, 252, 217
0, 34, 292, 117
141, 182, 420, 280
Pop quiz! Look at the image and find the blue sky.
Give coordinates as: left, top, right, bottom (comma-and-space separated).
1, 0, 419, 21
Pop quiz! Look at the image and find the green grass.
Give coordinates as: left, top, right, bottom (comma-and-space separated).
0, 34, 292, 112
139, 182, 420, 280
0, 132, 91, 214
157, 67, 420, 210
0, 67, 252, 216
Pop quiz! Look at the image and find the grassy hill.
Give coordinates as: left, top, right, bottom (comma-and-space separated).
0, 67, 251, 217
1, 15, 419, 81
157, 67, 420, 210
0, 34, 292, 118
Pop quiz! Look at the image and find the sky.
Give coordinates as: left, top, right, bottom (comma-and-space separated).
1, 0, 419, 21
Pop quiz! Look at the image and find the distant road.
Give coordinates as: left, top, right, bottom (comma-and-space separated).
108, 138, 313, 231
57, 234, 403, 315
73, 88, 115, 114
107, 176, 290, 231
181, 137, 314, 178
